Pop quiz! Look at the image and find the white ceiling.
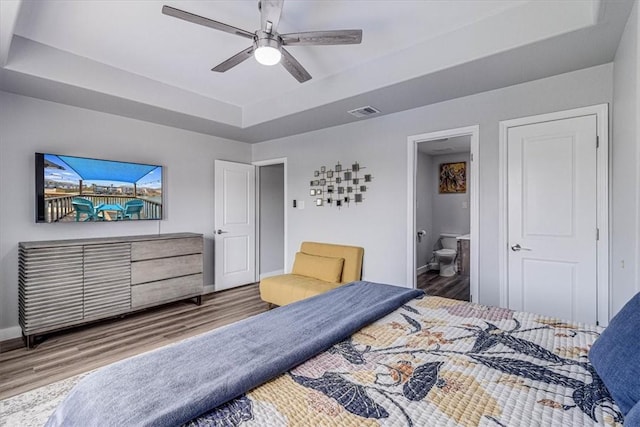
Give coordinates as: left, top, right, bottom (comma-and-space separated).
0, 0, 634, 143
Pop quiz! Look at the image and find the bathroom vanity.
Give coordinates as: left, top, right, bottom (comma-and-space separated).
456, 234, 471, 277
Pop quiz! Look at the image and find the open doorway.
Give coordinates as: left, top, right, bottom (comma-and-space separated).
254, 159, 287, 279
407, 126, 479, 302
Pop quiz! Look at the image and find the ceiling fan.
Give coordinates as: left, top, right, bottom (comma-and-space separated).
162, 1, 363, 83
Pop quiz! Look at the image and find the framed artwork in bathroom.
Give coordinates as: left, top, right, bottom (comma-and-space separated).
439, 161, 466, 193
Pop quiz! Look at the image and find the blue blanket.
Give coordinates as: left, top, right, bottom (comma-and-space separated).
46, 281, 422, 426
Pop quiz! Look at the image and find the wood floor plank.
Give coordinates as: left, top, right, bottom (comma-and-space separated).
0, 283, 266, 400
418, 270, 470, 301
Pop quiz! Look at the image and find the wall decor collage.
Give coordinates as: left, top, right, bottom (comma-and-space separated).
309, 162, 372, 208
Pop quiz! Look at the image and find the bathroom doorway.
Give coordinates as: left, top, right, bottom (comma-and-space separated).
254, 158, 287, 280
407, 126, 479, 302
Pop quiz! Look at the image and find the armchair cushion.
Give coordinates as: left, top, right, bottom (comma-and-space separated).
291, 252, 344, 283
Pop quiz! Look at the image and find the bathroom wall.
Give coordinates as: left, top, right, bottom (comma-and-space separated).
416, 151, 434, 270
429, 152, 471, 252
416, 151, 471, 269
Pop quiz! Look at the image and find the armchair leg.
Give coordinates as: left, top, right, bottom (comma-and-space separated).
267, 303, 274, 310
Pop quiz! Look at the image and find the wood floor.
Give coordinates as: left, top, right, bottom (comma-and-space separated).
0, 283, 266, 400
417, 270, 470, 301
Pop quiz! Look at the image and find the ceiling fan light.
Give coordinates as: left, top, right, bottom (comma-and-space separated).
255, 46, 281, 65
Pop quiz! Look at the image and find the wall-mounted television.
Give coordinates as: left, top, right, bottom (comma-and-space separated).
35, 153, 163, 223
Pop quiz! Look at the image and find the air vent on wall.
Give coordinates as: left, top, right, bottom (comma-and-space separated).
347, 106, 381, 118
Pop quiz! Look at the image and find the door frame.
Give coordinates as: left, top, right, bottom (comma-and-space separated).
407, 125, 480, 302
253, 157, 288, 275
498, 104, 609, 325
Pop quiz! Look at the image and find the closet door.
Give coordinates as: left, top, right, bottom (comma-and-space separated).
507, 115, 598, 323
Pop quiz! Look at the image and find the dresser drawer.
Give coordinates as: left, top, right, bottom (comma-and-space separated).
131, 254, 203, 285
131, 237, 203, 261
131, 274, 202, 308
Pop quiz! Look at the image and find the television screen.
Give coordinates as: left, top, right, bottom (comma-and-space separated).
35, 153, 163, 223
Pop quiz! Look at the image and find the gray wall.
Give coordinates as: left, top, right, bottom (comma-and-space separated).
430, 152, 471, 251
0, 91, 252, 336
415, 151, 433, 269
259, 163, 284, 276
416, 151, 471, 269
253, 63, 614, 306
612, 0, 640, 315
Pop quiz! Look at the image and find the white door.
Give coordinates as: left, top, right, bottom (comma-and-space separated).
214, 160, 256, 290
507, 115, 598, 323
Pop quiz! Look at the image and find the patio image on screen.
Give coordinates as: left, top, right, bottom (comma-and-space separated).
42, 154, 162, 222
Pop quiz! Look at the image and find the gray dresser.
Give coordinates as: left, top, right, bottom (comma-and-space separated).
19, 233, 203, 348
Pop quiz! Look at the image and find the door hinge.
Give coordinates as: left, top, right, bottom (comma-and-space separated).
596, 320, 600, 326
471, 153, 474, 161
596, 228, 600, 240
596, 136, 599, 148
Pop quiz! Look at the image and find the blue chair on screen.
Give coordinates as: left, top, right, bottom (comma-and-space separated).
121, 199, 144, 220
72, 197, 104, 221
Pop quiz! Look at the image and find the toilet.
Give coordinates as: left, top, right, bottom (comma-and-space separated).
434, 233, 460, 277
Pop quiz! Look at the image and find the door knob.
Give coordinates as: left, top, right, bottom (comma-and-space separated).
511, 243, 532, 252
216, 229, 228, 234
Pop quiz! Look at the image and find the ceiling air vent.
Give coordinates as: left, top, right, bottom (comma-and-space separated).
347, 106, 381, 118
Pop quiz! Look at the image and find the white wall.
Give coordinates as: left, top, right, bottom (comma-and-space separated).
612, 0, 640, 315
0, 91, 251, 337
253, 63, 613, 305
430, 152, 471, 250
259, 163, 284, 276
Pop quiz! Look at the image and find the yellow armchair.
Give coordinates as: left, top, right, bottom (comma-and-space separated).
259, 241, 364, 307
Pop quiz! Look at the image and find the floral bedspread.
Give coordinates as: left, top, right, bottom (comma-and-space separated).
187, 296, 623, 427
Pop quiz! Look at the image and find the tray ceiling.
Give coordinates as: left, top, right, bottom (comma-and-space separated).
0, 0, 634, 142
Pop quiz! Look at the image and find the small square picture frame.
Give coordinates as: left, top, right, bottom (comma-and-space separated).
355, 194, 363, 203
335, 164, 342, 172
336, 199, 342, 207
353, 178, 359, 185
316, 189, 323, 195
326, 170, 334, 178
337, 187, 344, 194
360, 185, 367, 192
364, 174, 372, 182
344, 171, 352, 181
316, 198, 323, 206
347, 186, 353, 193
320, 166, 326, 173
310, 189, 316, 196
314, 170, 319, 177
320, 179, 326, 186
352, 163, 360, 172
327, 185, 334, 194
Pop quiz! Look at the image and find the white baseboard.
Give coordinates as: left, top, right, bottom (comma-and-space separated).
0, 326, 22, 341
417, 265, 429, 275
260, 269, 284, 280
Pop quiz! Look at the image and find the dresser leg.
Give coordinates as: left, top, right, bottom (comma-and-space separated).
24, 334, 36, 349
195, 295, 202, 306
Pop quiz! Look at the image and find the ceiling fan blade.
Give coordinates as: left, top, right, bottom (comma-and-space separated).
162, 5, 254, 40
212, 46, 255, 72
260, 0, 284, 34
281, 29, 362, 46
280, 47, 311, 83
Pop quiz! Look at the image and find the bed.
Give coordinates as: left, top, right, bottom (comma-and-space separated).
46, 281, 632, 426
